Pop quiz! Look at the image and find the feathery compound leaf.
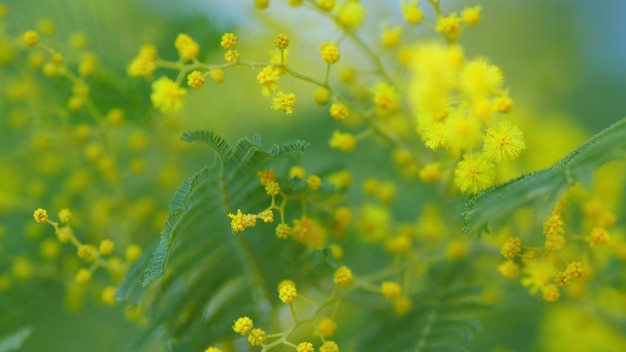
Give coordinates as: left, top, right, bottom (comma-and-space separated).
117, 131, 309, 350
0, 327, 32, 352
463, 117, 626, 234
356, 286, 484, 352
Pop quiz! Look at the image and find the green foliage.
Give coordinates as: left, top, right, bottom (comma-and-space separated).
0, 327, 31, 352
117, 131, 309, 350
463, 117, 626, 234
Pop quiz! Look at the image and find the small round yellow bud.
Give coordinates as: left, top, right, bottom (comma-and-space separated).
321, 43, 340, 64
318, 317, 337, 337
102, 286, 117, 305
313, 88, 331, 105
333, 265, 353, 288
187, 70, 205, 88
75, 268, 92, 285
125, 244, 143, 262
274, 33, 290, 50
77, 244, 96, 261
233, 316, 253, 335
33, 208, 48, 223
248, 328, 265, 346
329, 103, 349, 121
209, 68, 225, 83
254, 0, 269, 9
99, 239, 115, 256
23, 31, 39, 46
220, 33, 238, 49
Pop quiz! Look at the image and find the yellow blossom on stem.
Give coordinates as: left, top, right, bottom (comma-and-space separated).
150, 76, 187, 114
278, 280, 297, 303
233, 316, 253, 335
380, 25, 403, 48
542, 284, 560, 302
482, 121, 526, 162
419, 163, 440, 183
257, 65, 281, 96
248, 328, 265, 346
587, 227, 610, 246
453, 153, 495, 194
402, 0, 424, 25
224, 49, 239, 63
209, 68, 225, 83
330, 103, 349, 121
258, 169, 276, 186
500, 237, 522, 259
174, 33, 200, 60
23, 30, 39, 46
318, 317, 337, 337
102, 286, 117, 305
338, 1, 366, 29
543, 212, 565, 236
274, 33, 289, 50
320, 341, 340, 352
259, 209, 274, 223
125, 244, 142, 262
254, 0, 269, 9
317, 0, 335, 11
33, 208, 48, 223
128, 45, 157, 77
187, 71, 205, 88
333, 265, 353, 288
498, 260, 519, 279
462, 6, 482, 26
75, 268, 92, 285
220, 33, 237, 49
307, 175, 322, 191
460, 59, 503, 100
566, 261, 583, 278
329, 130, 356, 152
296, 342, 314, 352
321, 43, 340, 64
99, 239, 115, 255
77, 244, 96, 261
437, 13, 462, 41
381, 281, 402, 300
313, 88, 330, 105
544, 234, 565, 252
265, 181, 280, 196
373, 82, 400, 115
271, 91, 296, 115
275, 223, 291, 239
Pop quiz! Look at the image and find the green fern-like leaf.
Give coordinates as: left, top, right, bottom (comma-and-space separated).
117, 131, 309, 350
355, 286, 485, 352
0, 327, 31, 352
463, 117, 626, 234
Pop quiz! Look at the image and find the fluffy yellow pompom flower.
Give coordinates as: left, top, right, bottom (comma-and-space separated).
460, 59, 503, 100
220, 32, 237, 49
482, 121, 525, 162
338, 2, 366, 29
233, 316, 253, 335
150, 76, 187, 113
274, 33, 290, 50
321, 43, 340, 64
330, 103, 349, 121
329, 131, 356, 152
248, 328, 265, 346
333, 265, 353, 288
278, 280, 297, 303
23, 30, 40, 46
271, 91, 296, 116
174, 33, 200, 60
275, 223, 291, 239
317, 0, 335, 11
257, 65, 281, 96
437, 13, 462, 41
187, 71, 205, 88
498, 260, 520, 279
318, 317, 337, 337
381, 281, 402, 300
454, 153, 495, 194
462, 6, 482, 26
319, 341, 339, 352
402, 0, 424, 25
296, 342, 314, 352
500, 237, 522, 259
265, 181, 280, 196
33, 208, 48, 223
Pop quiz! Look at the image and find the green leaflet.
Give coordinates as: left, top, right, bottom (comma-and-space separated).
0, 327, 31, 352
116, 131, 309, 350
462, 117, 626, 234
355, 286, 485, 352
